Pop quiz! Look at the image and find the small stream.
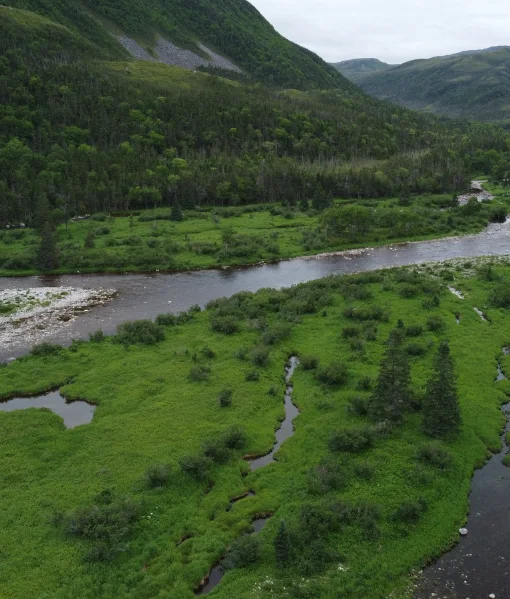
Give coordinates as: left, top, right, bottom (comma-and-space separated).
0, 390, 96, 428
415, 352, 510, 599
195, 357, 300, 595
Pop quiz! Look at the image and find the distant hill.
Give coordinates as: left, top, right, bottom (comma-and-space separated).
4, 0, 352, 90
331, 58, 396, 82
349, 47, 510, 122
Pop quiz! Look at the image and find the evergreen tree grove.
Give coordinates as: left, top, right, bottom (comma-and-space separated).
369, 326, 412, 423
422, 341, 461, 438
35, 223, 59, 271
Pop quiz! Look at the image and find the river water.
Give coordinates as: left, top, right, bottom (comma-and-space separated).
1, 221, 509, 362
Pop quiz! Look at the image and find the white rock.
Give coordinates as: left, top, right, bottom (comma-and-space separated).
459, 528, 468, 536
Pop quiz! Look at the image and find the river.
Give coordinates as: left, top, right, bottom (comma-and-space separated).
0, 220, 509, 362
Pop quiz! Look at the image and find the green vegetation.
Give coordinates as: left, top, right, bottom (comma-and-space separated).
353, 47, 510, 123
1, 260, 510, 598
332, 58, 396, 83
1, 186, 510, 275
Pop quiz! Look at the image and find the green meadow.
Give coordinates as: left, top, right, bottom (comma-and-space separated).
1, 185, 509, 276
1, 259, 510, 598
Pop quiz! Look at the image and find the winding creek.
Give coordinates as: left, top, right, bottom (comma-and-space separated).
1, 219, 510, 596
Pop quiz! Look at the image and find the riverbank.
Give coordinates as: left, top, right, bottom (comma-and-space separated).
1, 184, 508, 278
1, 263, 509, 599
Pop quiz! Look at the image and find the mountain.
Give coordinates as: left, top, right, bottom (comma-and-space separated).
349, 47, 510, 122
4, 0, 352, 90
331, 58, 396, 82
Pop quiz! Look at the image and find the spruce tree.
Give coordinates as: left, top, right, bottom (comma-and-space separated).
422, 341, 461, 438
369, 326, 412, 423
274, 520, 291, 568
170, 201, 184, 222
35, 223, 59, 271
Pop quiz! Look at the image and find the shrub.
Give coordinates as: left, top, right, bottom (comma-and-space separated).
489, 283, 510, 308
502, 454, 510, 467
178, 455, 212, 480
211, 316, 240, 335
356, 376, 373, 391
249, 345, 269, 367
201, 346, 216, 359
89, 330, 106, 342
202, 438, 230, 463
217, 389, 233, 407
245, 370, 260, 382
406, 342, 426, 356
188, 365, 210, 382
155, 313, 177, 326
116, 320, 165, 345
316, 361, 349, 386
399, 284, 419, 298
261, 323, 291, 345
328, 427, 374, 453
490, 206, 507, 223
351, 501, 381, 538
391, 499, 427, 524
343, 304, 388, 322
300, 355, 319, 370
61, 495, 141, 562
354, 461, 375, 480
417, 443, 453, 470
406, 325, 423, 337
144, 464, 170, 488
30, 342, 63, 357
347, 395, 369, 416
342, 325, 361, 338
222, 425, 247, 449
426, 315, 445, 332
308, 458, 348, 494
225, 535, 260, 569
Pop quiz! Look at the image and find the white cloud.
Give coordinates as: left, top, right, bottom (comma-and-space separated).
249, 0, 510, 63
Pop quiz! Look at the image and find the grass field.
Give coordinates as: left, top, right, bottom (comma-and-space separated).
1, 186, 509, 277
1, 258, 509, 598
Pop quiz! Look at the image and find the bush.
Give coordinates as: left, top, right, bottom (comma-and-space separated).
217, 388, 233, 407
399, 284, 419, 298
188, 365, 211, 382
116, 320, 165, 345
155, 313, 177, 326
347, 395, 369, 416
245, 370, 260, 382
502, 454, 510, 467
426, 315, 445, 332
308, 458, 347, 494
249, 345, 269, 367
343, 304, 388, 322
354, 461, 375, 480
211, 316, 240, 335
201, 346, 216, 359
202, 438, 230, 463
89, 330, 106, 342
61, 495, 141, 562
489, 283, 510, 308
144, 464, 170, 488
422, 295, 440, 310
30, 342, 63, 357
356, 375, 373, 391
328, 427, 374, 453
222, 425, 247, 449
261, 323, 291, 345
490, 206, 507, 223
417, 443, 452, 470
179, 455, 212, 480
406, 325, 423, 337
233, 346, 248, 360
391, 499, 427, 524
406, 342, 426, 356
225, 535, 260, 569
300, 355, 319, 370
342, 325, 361, 338
316, 361, 349, 386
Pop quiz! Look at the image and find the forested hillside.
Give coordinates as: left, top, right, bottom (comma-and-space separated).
332, 58, 395, 83
4, 0, 350, 90
354, 47, 510, 123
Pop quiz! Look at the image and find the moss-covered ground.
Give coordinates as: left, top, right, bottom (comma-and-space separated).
1, 260, 510, 599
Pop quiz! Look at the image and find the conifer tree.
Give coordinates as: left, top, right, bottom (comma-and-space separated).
274, 520, 291, 568
422, 341, 461, 438
170, 200, 184, 222
369, 326, 412, 423
35, 222, 59, 271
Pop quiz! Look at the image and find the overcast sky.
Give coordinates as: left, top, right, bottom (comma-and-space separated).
249, 0, 510, 64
